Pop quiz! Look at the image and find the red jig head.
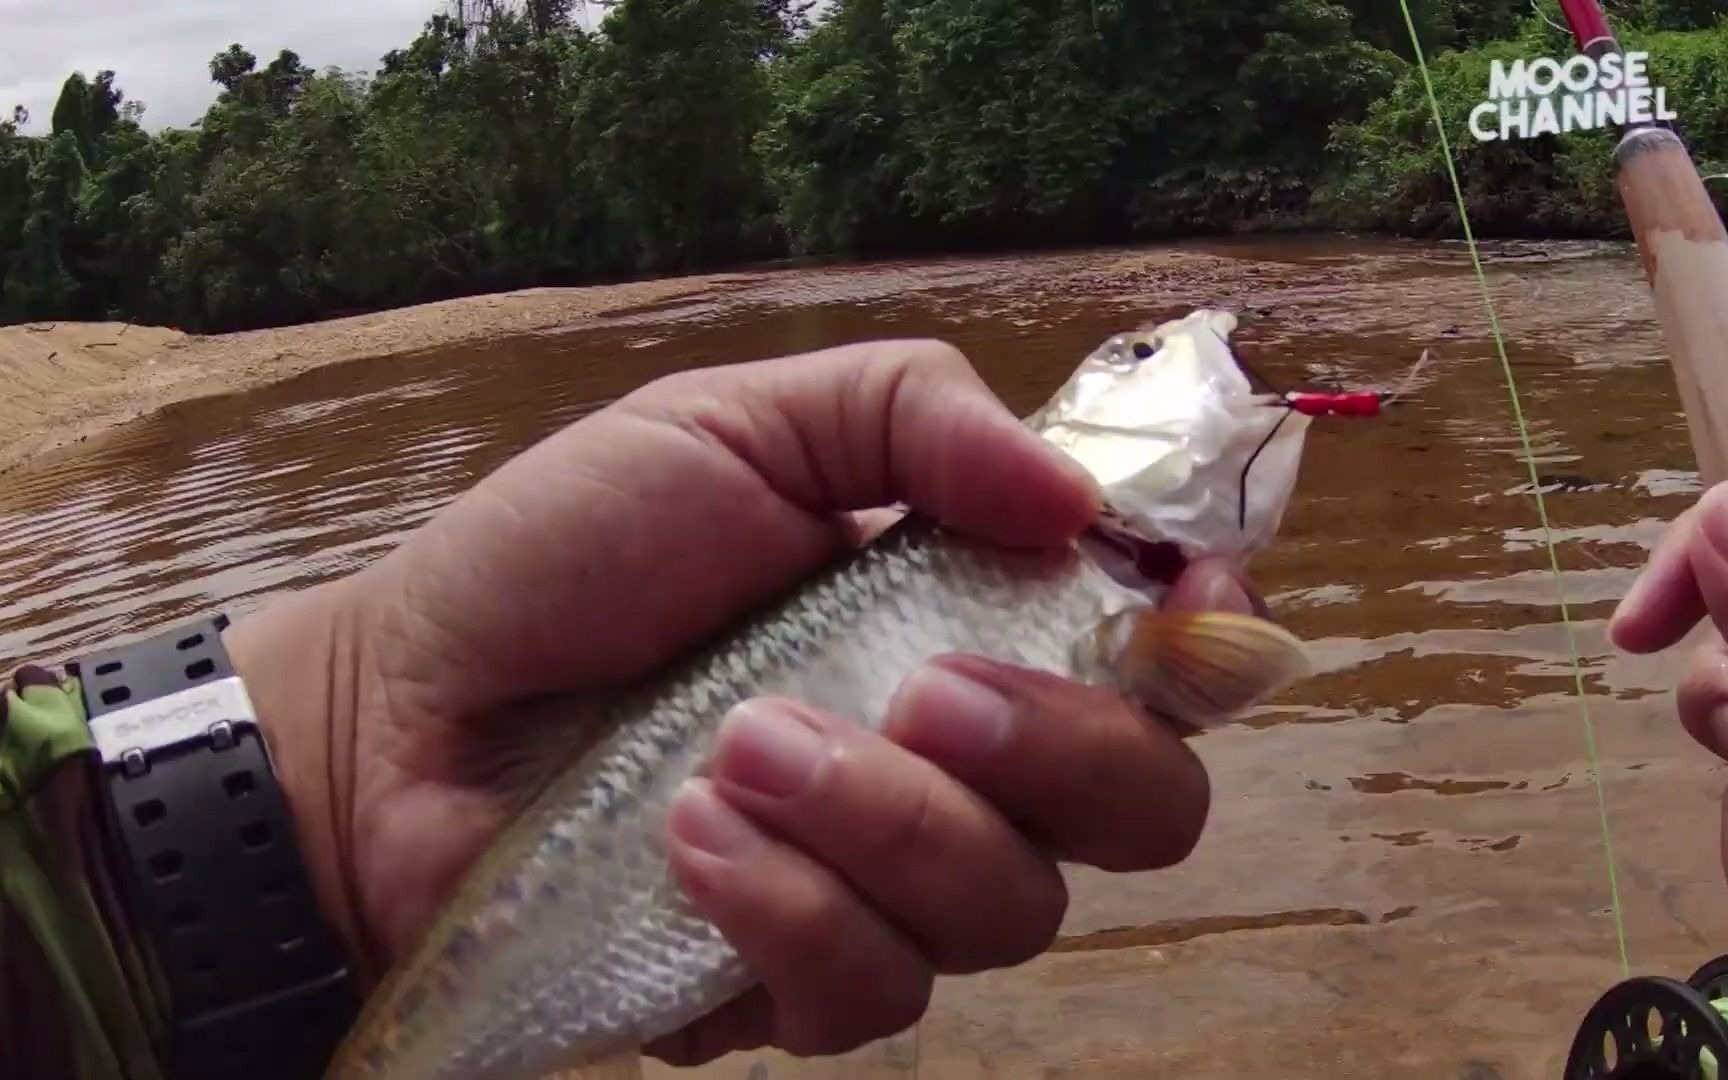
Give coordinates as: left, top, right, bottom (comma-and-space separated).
1284, 391, 1383, 418
1229, 341, 1429, 528
1260, 348, 1432, 419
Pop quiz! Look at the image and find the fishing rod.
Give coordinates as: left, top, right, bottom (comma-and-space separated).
1563, 1, 1728, 489
1547, 1, 1728, 1077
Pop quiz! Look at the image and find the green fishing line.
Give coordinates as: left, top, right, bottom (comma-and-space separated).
1394, 1, 1631, 978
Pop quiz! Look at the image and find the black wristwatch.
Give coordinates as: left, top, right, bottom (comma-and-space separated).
68, 615, 360, 1080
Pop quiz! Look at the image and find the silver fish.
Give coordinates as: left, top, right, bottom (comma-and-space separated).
325, 308, 1315, 1080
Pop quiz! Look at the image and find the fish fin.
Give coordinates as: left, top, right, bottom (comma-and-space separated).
1102, 610, 1310, 727
560, 1050, 644, 1080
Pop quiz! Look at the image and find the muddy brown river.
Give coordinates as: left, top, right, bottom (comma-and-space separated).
3, 235, 1723, 1078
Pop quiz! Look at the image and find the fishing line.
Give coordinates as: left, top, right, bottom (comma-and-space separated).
1531, 0, 1572, 38
1395, 0, 1631, 978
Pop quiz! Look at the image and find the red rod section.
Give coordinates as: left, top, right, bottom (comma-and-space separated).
1558, 0, 1616, 51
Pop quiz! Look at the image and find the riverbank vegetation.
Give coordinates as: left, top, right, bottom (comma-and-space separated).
2, 0, 1724, 332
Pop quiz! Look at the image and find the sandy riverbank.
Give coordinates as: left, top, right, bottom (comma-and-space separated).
0, 273, 754, 476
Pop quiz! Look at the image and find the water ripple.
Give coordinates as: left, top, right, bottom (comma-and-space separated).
0, 237, 1697, 715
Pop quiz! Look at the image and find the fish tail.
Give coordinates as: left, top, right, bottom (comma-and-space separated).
1098, 609, 1311, 727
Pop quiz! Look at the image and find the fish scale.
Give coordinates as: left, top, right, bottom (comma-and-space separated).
341, 520, 1144, 1079
326, 309, 1317, 1080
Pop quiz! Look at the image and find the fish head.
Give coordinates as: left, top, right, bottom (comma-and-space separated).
1026, 308, 1311, 573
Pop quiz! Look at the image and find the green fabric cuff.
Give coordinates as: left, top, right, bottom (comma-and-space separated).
0, 678, 93, 810
0, 676, 167, 1080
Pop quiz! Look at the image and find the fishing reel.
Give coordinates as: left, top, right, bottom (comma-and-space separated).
1562, 955, 1728, 1078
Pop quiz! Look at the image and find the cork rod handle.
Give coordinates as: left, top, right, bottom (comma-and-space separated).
1615, 126, 1728, 488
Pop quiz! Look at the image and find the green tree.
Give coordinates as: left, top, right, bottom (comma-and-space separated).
575, 0, 781, 270
758, 0, 920, 254
1319, 21, 1728, 236
209, 45, 258, 92
2, 0, 1724, 333
0, 117, 37, 315
887, 0, 1118, 241
1632, 0, 1724, 31
49, 74, 90, 145
4, 132, 85, 318
74, 115, 162, 317
48, 71, 123, 167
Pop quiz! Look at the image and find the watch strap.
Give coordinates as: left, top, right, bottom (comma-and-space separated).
70, 615, 359, 1080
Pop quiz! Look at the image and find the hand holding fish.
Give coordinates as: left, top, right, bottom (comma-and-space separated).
224, 330, 1292, 1075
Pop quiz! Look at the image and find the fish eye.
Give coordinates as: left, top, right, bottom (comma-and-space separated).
1102, 332, 1160, 365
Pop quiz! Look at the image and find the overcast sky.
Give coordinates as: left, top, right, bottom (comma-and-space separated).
0, 1, 607, 134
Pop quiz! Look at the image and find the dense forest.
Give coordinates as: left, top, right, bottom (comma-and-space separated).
1, 0, 1725, 333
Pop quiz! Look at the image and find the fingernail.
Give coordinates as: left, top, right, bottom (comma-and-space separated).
714, 699, 831, 800
669, 779, 765, 861
893, 659, 1014, 762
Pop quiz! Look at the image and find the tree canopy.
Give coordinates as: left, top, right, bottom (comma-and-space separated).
2, 0, 1724, 332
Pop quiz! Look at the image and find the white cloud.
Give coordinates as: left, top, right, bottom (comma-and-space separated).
0, 1, 608, 133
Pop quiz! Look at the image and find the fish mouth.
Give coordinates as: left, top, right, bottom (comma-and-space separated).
1083, 518, 1277, 627
1080, 521, 1189, 594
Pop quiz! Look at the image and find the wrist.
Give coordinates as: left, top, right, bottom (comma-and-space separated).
56, 591, 372, 1077
223, 571, 381, 986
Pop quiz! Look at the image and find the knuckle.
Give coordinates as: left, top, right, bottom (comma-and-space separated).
865, 774, 945, 863
777, 879, 854, 956
625, 364, 705, 407
854, 338, 973, 428
897, 337, 969, 372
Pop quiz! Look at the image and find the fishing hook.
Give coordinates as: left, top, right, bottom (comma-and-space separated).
1227, 340, 1433, 529
1223, 339, 1284, 398
1383, 348, 1434, 407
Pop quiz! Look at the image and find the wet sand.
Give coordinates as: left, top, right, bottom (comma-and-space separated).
0, 273, 750, 477
0, 234, 1718, 1078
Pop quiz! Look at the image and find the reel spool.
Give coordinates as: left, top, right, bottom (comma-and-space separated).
1562, 956, 1728, 1078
